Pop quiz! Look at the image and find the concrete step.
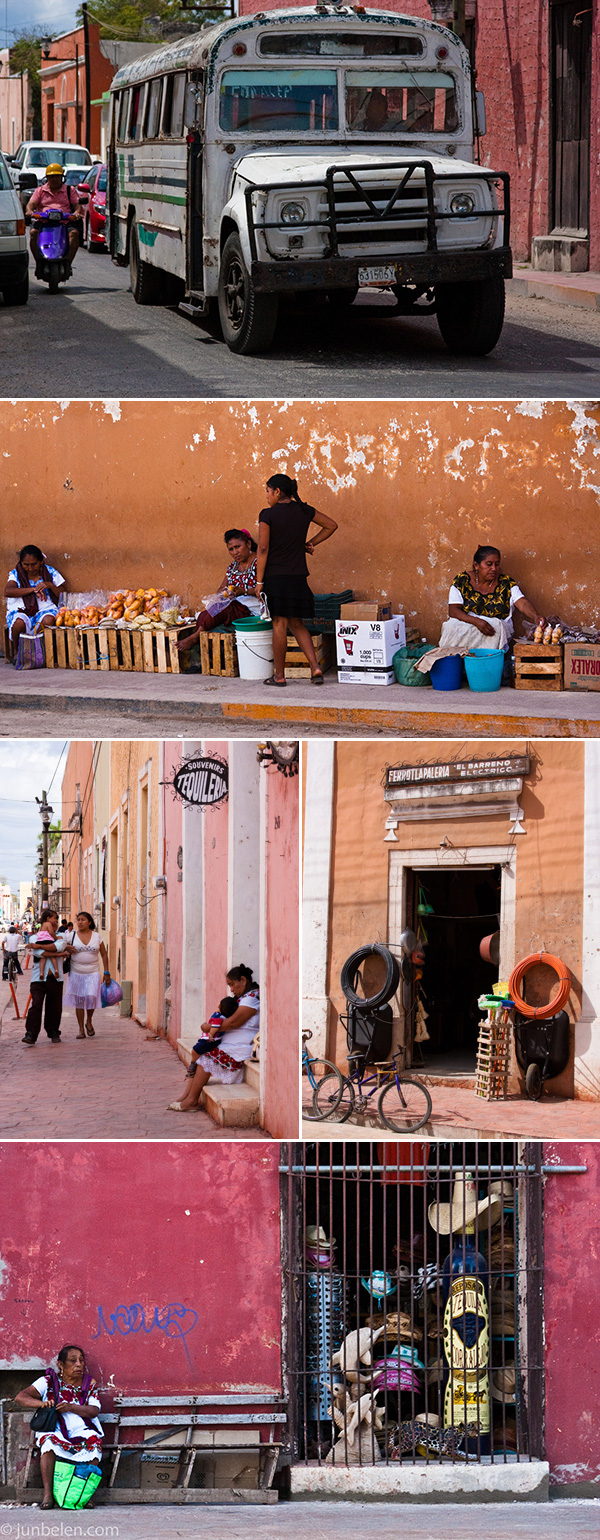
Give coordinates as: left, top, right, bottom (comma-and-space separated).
201, 1083, 260, 1128
244, 1057, 260, 1094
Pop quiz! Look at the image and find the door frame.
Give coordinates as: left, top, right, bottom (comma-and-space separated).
388, 844, 517, 1066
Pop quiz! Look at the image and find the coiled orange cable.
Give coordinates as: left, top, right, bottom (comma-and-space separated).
509, 952, 571, 1019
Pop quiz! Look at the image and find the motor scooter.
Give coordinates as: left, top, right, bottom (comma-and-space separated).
32, 209, 73, 294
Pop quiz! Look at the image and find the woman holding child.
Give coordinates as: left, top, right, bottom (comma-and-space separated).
167, 964, 259, 1113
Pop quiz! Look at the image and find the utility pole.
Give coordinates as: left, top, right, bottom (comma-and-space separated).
36, 790, 53, 908
82, 2, 91, 151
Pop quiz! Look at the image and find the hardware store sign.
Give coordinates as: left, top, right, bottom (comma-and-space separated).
173, 756, 228, 806
386, 755, 530, 788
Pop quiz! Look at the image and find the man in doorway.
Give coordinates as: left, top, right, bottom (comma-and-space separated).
2, 924, 23, 979
22, 910, 68, 1044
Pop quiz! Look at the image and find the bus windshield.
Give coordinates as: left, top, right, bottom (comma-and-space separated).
220, 70, 338, 132
345, 71, 458, 133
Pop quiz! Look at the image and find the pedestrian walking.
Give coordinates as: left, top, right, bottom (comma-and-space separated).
254, 474, 338, 686
63, 912, 111, 1039
22, 910, 67, 1044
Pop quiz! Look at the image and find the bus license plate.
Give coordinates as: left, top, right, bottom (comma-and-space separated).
358, 264, 396, 285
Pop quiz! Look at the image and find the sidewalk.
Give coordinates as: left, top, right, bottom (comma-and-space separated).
508, 265, 600, 312
303, 1084, 600, 1141
0, 982, 267, 1141
0, 1498, 598, 1537
2, 660, 599, 738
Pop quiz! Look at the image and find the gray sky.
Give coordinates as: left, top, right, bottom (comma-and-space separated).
2, 2, 77, 49
0, 741, 66, 893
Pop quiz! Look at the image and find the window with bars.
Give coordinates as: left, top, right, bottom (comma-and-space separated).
280, 1142, 545, 1468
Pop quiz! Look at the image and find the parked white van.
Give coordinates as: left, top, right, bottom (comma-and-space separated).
0, 150, 28, 306
107, 7, 511, 355
9, 143, 93, 208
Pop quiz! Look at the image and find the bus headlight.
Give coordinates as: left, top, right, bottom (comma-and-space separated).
281, 201, 306, 225
450, 192, 476, 216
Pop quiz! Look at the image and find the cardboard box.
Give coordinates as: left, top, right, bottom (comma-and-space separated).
340, 602, 393, 621
335, 615, 406, 670
140, 1453, 180, 1488
563, 642, 600, 691
338, 667, 396, 686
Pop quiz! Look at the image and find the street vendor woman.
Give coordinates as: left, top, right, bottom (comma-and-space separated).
178, 528, 261, 652
15, 1344, 103, 1510
448, 546, 546, 642
4, 544, 66, 650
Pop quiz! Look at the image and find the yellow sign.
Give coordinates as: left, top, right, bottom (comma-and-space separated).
442, 1275, 490, 1433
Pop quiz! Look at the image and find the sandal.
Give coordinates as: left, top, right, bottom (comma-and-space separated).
41, 1498, 54, 1509
311, 671, 324, 685
265, 675, 286, 687
76, 1031, 86, 1040
167, 1101, 184, 1111
86, 1024, 95, 1037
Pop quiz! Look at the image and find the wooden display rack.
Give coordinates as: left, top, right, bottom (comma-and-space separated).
284, 632, 334, 680
475, 1005, 512, 1100
44, 624, 191, 674
198, 630, 238, 677
513, 641, 563, 691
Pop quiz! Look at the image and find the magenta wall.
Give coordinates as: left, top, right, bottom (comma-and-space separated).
543, 1142, 600, 1490
0, 1144, 283, 1395
163, 743, 183, 1048
263, 765, 300, 1139
203, 740, 230, 1019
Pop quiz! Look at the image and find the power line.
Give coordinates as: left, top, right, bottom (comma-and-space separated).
47, 740, 68, 797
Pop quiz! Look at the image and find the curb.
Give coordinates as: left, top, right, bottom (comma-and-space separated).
507, 274, 600, 312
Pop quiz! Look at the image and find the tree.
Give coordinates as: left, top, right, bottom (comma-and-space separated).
9, 31, 44, 138
75, 0, 227, 40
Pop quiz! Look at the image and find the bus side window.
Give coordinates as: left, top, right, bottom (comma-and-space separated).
162, 74, 174, 136
170, 73, 187, 137
117, 89, 130, 143
130, 84, 146, 143
144, 76, 163, 140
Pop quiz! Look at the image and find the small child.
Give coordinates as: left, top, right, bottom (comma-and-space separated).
185, 996, 239, 1076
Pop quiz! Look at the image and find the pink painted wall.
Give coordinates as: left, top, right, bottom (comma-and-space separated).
543, 1141, 600, 1490
163, 743, 183, 1048
202, 741, 230, 1021
262, 764, 300, 1139
0, 1143, 283, 1395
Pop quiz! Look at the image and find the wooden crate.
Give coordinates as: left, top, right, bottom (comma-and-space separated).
513, 641, 563, 692
284, 632, 334, 680
44, 625, 190, 674
198, 630, 238, 677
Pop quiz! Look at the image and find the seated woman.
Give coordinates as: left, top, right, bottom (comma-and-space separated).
168, 964, 260, 1112
417, 545, 546, 676
4, 544, 66, 655
178, 529, 261, 654
16, 1343, 103, 1510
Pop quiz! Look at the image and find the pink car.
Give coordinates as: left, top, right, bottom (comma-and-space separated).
77, 163, 107, 250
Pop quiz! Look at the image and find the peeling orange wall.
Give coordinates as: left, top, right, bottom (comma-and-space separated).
1, 399, 599, 639
327, 739, 585, 1097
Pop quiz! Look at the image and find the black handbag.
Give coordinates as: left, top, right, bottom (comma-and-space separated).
31, 1404, 60, 1433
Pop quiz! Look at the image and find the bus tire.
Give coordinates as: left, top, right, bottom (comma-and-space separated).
129, 219, 159, 305
435, 277, 505, 356
218, 232, 278, 354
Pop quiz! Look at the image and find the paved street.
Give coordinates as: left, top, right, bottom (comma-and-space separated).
2, 659, 599, 741
1, 251, 600, 397
303, 1080, 600, 1141
0, 980, 267, 1141
0, 1499, 598, 1537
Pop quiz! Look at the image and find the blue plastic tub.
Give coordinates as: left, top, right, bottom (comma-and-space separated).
464, 648, 504, 692
430, 654, 463, 691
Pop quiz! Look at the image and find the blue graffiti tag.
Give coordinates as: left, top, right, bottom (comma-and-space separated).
92, 1303, 198, 1369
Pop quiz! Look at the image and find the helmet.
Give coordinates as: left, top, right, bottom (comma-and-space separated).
45, 163, 65, 179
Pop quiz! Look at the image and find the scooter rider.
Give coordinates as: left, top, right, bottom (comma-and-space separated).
27, 164, 83, 278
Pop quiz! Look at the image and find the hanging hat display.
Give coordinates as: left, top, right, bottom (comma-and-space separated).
360, 1271, 397, 1300
490, 1363, 517, 1404
428, 1172, 502, 1235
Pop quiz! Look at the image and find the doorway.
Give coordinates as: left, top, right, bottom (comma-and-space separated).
407, 865, 502, 1075
551, 0, 591, 239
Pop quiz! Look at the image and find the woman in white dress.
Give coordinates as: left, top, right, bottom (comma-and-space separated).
63, 912, 111, 1039
15, 1344, 103, 1509
168, 964, 260, 1113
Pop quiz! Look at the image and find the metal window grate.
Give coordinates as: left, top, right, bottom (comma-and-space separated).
280, 1141, 553, 1468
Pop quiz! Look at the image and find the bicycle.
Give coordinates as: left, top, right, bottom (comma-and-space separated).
301, 1030, 344, 1121
5, 954, 20, 985
313, 1047, 432, 1133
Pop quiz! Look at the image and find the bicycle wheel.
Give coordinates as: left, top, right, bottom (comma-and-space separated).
303, 1058, 343, 1121
315, 1074, 356, 1124
377, 1075, 432, 1133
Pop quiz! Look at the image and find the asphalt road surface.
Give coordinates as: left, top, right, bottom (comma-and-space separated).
2, 250, 600, 397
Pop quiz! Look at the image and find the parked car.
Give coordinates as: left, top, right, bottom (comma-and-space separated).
0, 149, 28, 306
9, 142, 93, 209
77, 163, 107, 250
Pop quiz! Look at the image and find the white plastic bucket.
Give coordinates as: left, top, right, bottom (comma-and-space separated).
235, 625, 274, 681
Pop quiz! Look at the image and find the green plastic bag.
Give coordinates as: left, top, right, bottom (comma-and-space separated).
392, 643, 435, 687
53, 1457, 102, 1509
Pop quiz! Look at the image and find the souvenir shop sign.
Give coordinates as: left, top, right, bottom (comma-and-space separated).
386, 754, 530, 789
171, 755, 228, 807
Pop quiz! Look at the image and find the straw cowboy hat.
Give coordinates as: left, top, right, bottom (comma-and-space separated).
305, 1225, 333, 1248
490, 1179, 514, 1205
490, 1363, 517, 1404
428, 1172, 502, 1235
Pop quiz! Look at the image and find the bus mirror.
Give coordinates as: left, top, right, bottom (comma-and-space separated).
184, 81, 199, 130
475, 90, 486, 137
